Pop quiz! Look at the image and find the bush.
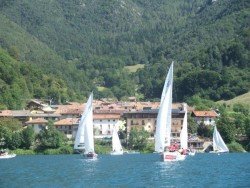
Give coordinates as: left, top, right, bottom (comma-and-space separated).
227, 142, 246, 152
59, 145, 73, 154
11, 149, 36, 155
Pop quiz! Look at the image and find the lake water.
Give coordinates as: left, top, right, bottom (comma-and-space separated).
0, 153, 250, 187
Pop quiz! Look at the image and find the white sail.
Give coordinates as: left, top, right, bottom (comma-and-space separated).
74, 101, 89, 150
213, 125, 229, 153
160, 62, 174, 105
155, 62, 173, 152
112, 125, 123, 153
180, 103, 188, 150
83, 93, 95, 154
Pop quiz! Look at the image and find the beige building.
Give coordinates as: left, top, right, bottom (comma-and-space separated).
123, 105, 186, 139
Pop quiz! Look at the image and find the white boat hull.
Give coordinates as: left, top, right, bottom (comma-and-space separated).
0, 154, 16, 159
209, 151, 228, 154
162, 151, 186, 162
110, 151, 123, 155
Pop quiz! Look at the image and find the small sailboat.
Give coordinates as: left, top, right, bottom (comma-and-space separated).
179, 103, 189, 157
76, 93, 97, 159
110, 124, 123, 155
154, 62, 186, 162
211, 125, 229, 153
84, 93, 97, 159
74, 101, 87, 153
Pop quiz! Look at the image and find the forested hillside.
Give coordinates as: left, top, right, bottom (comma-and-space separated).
0, 0, 249, 109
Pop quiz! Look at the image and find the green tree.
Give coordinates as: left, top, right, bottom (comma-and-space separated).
21, 126, 35, 149
197, 122, 213, 138
128, 128, 150, 150
188, 115, 198, 134
36, 121, 66, 149
217, 114, 236, 143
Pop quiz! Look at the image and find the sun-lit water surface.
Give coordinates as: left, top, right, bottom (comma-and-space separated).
0, 153, 250, 187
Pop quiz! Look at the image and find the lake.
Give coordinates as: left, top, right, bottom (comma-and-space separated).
0, 153, 250, 187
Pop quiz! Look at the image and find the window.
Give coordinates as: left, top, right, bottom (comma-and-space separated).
108, 119, 110, 122
131, 120, 133, 125
142, 120, 145, 125
113, 119, 115, 122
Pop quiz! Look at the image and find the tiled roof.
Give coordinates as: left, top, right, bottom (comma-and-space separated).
93, 113, 121, 120
12, 110, 31, 117
0, 110, 13, 116
192, 111, 218, 117
54, 103, 84, 115
26, 118, 48, 124
54, 118, 79, 125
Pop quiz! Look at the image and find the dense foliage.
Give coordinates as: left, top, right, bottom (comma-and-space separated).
128, 127, 150, 150
0, 117, 34, 150
189, 97, 250, 151
0, 0, 249, 108
36, 121, 66, 150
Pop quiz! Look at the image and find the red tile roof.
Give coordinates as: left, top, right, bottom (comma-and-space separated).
192, 111, 218, 117
54, 103, 84, 115
0, 110, 13, 116
54, 118, 79, 126
93, 113, 121, 120
25, 118, 48, 124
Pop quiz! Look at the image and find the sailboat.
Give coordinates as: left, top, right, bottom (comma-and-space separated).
110, 124, 123, 155
211, 125, 229, 153
74, 102, 87, 153
74, 93, 97, 159
180, 103, 190, 156
154, 62, 186, 161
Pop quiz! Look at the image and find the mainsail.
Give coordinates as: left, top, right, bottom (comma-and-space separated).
155, 62, 174, 152
74, 94, 93, 150
112, 125, 123, 153
180, 103, 188, 150
83, 93, 95, 154
213, 125, 229, 153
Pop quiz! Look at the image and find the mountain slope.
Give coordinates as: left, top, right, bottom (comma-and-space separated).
0, 0, 249, 107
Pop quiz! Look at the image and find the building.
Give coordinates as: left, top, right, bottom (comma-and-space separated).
53, 102, 84, 119
123, 104, 186, 139
54, 118, 79, 139
93, 111, 121, 138
25, 118, 48, 133
191, 110, 218, 126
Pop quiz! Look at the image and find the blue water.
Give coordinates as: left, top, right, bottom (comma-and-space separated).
0, 153, 250, 187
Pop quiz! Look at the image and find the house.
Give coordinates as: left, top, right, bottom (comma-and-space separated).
25, 118, 48, 133
54, 118, 79, 139
93, 112, 121, 138
191, 110, 218, 126
123, 103, 186, 139
26, 99, 55, 113
53, 102, 84, 119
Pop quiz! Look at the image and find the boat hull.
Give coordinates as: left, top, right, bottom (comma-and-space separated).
209, 151, 229, 154
0, 154, 16, 159
110, 151, 123, 155
162, 152, 186, 162
188, 151, 196, 156
84, 152, 98, 159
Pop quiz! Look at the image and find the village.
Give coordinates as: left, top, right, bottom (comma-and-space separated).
0, 98, 219, 152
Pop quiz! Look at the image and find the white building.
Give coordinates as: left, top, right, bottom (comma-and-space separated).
191, 110, 218, 126
93, 113, 121, 138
